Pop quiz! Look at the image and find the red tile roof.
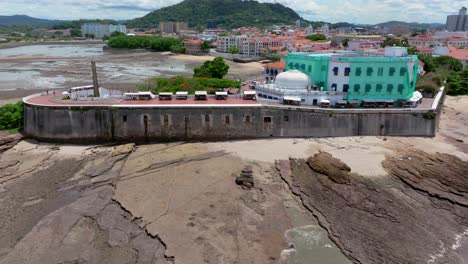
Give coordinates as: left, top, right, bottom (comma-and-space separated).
448, 49, 468, 61
263, 61, 286, 70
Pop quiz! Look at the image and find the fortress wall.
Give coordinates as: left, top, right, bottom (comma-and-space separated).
23, 104, 437, 143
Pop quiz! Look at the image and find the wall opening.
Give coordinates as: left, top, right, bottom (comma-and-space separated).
143, 115, 148, 137
284, 116, 289, 122
225, 115, 230, 125
205, 115, 210, 123
123, 115, 127, 122
264, 116, 272, 123
163, 114, 169, 127
245, 115, 251, 123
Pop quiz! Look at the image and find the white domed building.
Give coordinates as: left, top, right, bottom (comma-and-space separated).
255, 70, 346, 106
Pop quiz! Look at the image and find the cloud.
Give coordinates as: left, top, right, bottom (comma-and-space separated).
0, 0, 463, 24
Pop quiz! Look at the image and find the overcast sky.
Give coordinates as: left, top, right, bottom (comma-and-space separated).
0, 0, 465, 24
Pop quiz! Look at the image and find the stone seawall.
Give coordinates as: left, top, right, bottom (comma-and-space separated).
23, 103, 438, 143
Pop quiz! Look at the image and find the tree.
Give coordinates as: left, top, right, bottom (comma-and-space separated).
193, 57, 229, 79
70, 29, 82, 37
227, 46, 240, 54
382, 36, 401, 47
342, 38, 349, 49
201, 40, 211, 51
0, 101, 23, 132
306, 34, 327, 41
84, 33, 95, 39
110, 31, 126, 37
446, 68, 468, 95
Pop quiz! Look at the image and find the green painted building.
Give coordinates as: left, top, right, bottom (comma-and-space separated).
285, 47, 419, 102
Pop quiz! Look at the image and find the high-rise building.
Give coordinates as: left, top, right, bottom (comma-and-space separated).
81, 23, 127, 39
446, 7, 468, 32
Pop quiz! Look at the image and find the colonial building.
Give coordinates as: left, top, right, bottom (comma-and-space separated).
216, 36, 282, 57
256, 47, 419, 106
183, 39, 205, 55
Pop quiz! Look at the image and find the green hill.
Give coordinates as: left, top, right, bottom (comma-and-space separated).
126, 0, 305, 29
0, 15, 60, 27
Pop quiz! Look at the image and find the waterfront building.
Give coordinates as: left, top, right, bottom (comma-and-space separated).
81, 23, 127, 39
446, 7, 468, 32
256, 47, 419, 106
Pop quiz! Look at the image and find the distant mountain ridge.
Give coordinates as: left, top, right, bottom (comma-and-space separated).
374, 20, 445, 29
0, 15, 61, 27
125, 0, 306, 29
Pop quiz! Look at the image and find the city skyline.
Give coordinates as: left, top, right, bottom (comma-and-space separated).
0, 0, 465, 25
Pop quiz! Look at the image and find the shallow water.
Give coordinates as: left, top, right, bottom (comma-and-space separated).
0, 44, 107, 58
285, 225, 351, 264
0, 44, 197, 90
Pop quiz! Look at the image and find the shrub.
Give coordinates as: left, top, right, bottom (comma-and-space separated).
417, 84, 437, 95
431, 76, 443, 87
0, 101, 23, 131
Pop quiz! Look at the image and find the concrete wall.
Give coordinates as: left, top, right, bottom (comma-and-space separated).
23, 104, 438, 143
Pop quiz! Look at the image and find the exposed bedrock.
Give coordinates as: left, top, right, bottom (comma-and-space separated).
277, 151, 468, 264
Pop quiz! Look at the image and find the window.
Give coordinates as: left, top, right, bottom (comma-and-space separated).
376, 84, 383, 92
365, 84, 372, 93
313, 99, 318, 105
366, 67, 373, 76
387, 84, 393, 93
331, 83, 337, 91
284, 116, 289, 122
123, 115, 127, 122
354, 84, 360, 92
343, 84, 349, 93
333, 67, 339, 76
321, 65, 327, 71
389, 67, 396, 76
245, 115, 251, 123
263, 116, 272, 123
205, 115, 210, 123
225, 115, 230, 125
398, 84, 404, 93
355, 67, 362, 76
344, 67, 350, 76
300, 64, 306, 71
308, 65, 312, 72
378, 67, 383, 76
400, 67, 406, 76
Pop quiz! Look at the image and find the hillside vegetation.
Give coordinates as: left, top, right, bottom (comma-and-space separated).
126, 0, 304, 29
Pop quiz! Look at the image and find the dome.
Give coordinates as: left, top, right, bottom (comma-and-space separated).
275, 70, 310, 90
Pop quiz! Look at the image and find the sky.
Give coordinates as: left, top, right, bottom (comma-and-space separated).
0, 0, 465, 24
